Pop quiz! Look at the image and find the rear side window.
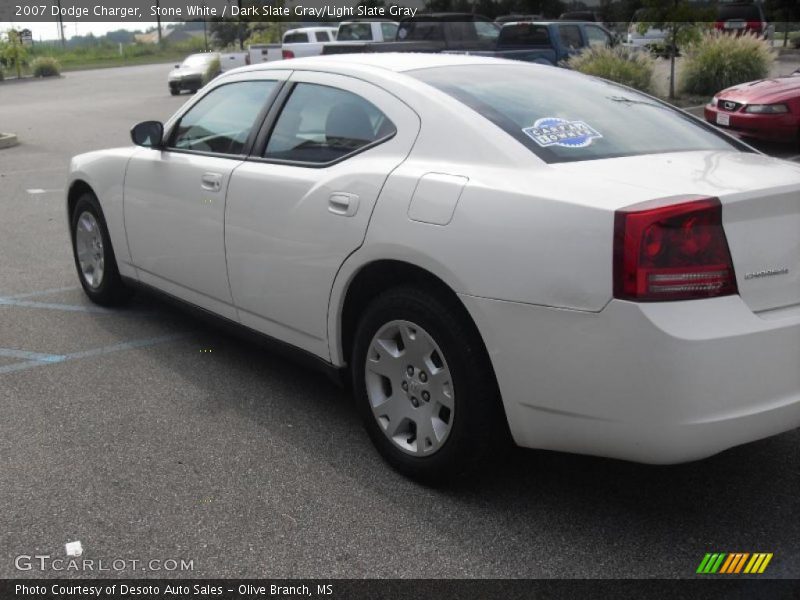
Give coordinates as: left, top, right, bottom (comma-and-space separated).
170, 81, 276, 155
264, 83, 396, 164
558, 25, 583, 49
585, 25, 611, 48
498, 24, 550, 47
283, 32, 309, 43
409, 64, 740, 164
315, 31, 331, 42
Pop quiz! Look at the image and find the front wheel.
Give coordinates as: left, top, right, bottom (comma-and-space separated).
351, 286, 506, 482
70, 192, 131, 306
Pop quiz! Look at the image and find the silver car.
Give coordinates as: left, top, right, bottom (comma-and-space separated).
168, 53, 219, 96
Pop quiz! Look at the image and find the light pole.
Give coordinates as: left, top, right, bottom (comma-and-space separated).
56, 0, 65, 48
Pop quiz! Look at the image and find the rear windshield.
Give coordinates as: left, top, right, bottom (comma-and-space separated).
718, 5, 762, 20
338, 23, 374, 41
409, 64, 741, 164
284, 32, 309, 44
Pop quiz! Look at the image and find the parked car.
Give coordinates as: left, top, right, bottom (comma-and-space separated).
495, 14, 542, 23
281, 27, 338, 59
447, 21, 615, 65
334, 20, 398, 43
68, 54, 800, 480
625, 8, 668, 51
705, 75, 800, 143
167, 53, 219, 95
322, 14, 500, 55
714, 1, 768, 38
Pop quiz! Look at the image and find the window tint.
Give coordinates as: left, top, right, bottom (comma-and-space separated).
498, 24, 550, 48
283, 32, 309, 43
718, 5, 762, 20
585, 25, 610, 48
315, 31, 331, 42
264, 83, 396, 164
171, 81, 275, 155
381, 22, 399, 40
475, 21, 500, 42
558, 25, 583, 49
337, 23, 373, 41
409, 64, 739, 164
397, 21, 444, 41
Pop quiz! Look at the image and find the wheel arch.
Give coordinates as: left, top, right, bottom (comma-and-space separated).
67, 179, 96, 224
332, 258, 491, 376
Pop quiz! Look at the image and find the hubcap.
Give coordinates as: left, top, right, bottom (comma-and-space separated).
75, 211, 105, 289
365, 320, 454, 457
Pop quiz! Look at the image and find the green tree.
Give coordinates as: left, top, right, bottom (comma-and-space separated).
636, 0, 714, 99
2, 30, 28, 78
209, 19, 241, 49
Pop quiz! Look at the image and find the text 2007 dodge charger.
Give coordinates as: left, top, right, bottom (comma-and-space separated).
67, 54, 800, 480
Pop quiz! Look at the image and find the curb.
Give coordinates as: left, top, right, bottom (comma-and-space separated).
0, 133, 20, 149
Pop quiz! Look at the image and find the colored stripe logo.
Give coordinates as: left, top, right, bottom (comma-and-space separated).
697, 552, 773, 574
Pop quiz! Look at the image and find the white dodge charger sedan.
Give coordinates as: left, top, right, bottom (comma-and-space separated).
67, 54, 800, 479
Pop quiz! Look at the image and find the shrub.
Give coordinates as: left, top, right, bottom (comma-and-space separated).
567, 45, 655, 93
682, 32, 773, 96
203, 56, 220, 85
31, 56, 61, 77
0, 67, 4, 81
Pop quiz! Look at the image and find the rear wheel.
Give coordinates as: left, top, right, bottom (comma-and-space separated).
70, 192, 131, 306
352, 286, 506, 482
169, 85, 179, 96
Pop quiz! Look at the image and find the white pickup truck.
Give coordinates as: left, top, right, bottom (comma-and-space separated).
281, 27, 339, 59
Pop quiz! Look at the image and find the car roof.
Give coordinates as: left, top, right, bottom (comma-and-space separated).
230, 52, 519, 74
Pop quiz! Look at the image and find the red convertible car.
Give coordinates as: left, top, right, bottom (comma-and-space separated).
705, 72, 800, 144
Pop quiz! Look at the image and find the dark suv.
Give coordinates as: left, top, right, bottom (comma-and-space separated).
714, 2, 768, 38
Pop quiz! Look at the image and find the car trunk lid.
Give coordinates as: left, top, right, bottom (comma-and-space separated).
552, 150, 800, 313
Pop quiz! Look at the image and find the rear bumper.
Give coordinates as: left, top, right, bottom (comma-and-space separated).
704, 105, 798, 142
460, 294, 800, 463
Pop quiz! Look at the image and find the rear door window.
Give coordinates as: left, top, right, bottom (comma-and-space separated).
264, 83, 396, 164
558, 25, 583, 50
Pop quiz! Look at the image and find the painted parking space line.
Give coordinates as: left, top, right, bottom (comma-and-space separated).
0, 348, 65, 363
0, 334, 187, 376
0, 298, 118, 314
3, 286, 80, 300
26, 188, 63, 195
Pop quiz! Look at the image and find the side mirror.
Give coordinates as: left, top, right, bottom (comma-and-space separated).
130, 121, 164, 147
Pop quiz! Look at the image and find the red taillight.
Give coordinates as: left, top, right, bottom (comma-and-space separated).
746, 20, 763, 33
282, 49, 295, 59
613, 196, 738, 302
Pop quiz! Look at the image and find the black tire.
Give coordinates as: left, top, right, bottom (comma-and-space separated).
169, 86, 179, 96
70, 192, 132, 306
351, 286, 507, 483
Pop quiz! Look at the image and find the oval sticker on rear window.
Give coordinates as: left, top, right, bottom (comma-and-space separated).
522, 117, 603, 148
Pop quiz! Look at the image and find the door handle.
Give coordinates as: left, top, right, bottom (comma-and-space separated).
328, 193, 359, 217
201, 172, 222, 192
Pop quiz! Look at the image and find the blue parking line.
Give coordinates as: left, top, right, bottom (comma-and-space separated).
0, 334, 187, 376
0, 298, 116, 314
0, 348, 66, 362
2, 286, 81, 300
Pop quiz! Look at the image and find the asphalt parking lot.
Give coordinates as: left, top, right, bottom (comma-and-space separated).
0, 63, 798, 580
